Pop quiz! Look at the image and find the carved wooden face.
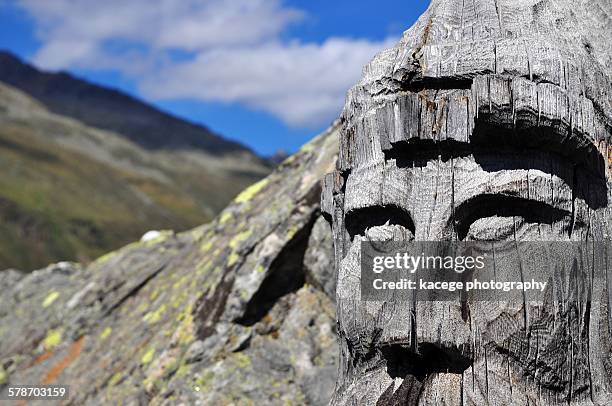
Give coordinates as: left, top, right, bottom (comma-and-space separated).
323, 0, 612, 403
331, 137, 610, 403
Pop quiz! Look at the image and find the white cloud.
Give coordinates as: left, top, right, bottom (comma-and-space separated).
17, 0, 395, 127
140, 38, 395, 126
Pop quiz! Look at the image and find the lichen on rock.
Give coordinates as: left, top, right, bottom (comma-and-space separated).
0, 124, 340, 405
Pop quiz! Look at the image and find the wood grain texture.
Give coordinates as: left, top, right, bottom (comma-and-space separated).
324, 0, 611, 404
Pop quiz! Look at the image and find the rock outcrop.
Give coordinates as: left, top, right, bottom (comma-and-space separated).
0, 51, 257, 154
0, 124, 339, 404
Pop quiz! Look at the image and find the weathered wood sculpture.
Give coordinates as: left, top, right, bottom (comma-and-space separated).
322, 0, 612, 404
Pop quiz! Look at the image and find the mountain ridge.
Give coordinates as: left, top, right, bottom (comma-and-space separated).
0, 80, 270, 271
0, 50, 262, 157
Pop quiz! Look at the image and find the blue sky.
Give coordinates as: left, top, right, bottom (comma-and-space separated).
0, 0, 429, 155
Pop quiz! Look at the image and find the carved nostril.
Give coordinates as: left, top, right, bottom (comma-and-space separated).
381, 342, 473, 380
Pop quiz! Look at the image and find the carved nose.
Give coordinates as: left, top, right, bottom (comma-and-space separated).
413, 206, 454, 241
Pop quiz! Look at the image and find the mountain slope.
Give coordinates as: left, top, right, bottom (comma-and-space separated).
0, 51, 256, 154
0, 124, 340, 404
0, 82, 270, 270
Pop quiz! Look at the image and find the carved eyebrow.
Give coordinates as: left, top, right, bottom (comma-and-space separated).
384, 138, 606, 183
345, 204, 415, 240
452, 194, 571, 240
383, 139, 607, 210
384, 139, 471, 166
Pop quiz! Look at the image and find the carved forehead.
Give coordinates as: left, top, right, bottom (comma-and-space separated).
347, 0, 611, 104
337, 0, 611, 175
338, 77, 610, 177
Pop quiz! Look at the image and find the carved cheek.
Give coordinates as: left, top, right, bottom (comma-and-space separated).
336, 237, 362, 304
335, 236, 386, 340
336, 227, 414, 341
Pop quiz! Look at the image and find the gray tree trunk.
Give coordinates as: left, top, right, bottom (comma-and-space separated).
322, 0, 612, 404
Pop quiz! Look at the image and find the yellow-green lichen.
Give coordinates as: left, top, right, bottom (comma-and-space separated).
141, 348, 155, 365
300, 141, 315, 153
229, 230, 252, 250
164, 358, 180, 377
280, 154, 297, 166
136, 301, 149, 314
43, 329, 62, 350
233, 353, 251, 369
176, 313, 195, 345
172, 275, 189, 290
285, 390, 307, 406
176, 364, 190, 377
219, 211, 233, 225
108, 373, 122, 386
171, 295, 183, 309
190, 226, 207, 241
195, 370, 215, 391
196, 259, 212, 275
255, 265, 265, 274
234, 179, 269, 204
149, 290, 160, 301
94, 251, 118, 265
100, 327, 112, 340
227, 252, 239, 267
176, 303, 193, 322
286, 225, 299, 240
200, 240, 214, 253
143, 304, 167, 324
42, 291, 60, 308
171, 302, 195, 345
0, 366, 7, 385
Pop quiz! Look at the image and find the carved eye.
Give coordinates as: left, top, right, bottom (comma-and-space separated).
455, 195, 571, 241
345, 205, 415, 241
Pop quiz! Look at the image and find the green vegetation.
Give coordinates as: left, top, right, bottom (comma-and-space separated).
0, 83, 269, 270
